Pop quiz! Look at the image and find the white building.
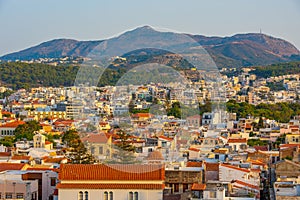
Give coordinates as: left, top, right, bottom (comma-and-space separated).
57, 164, 165, 200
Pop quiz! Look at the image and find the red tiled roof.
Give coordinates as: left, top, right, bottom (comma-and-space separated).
280, 144, 300, 149
11, 155, 32, 161
233, 180, 259, 190
43, 157, 67, 163
186, 162, 202, 167
227, 138, 247, 143
191, 183, 206, 191
245, 123, 252, 129
132, 113, 153, 118
254, 146, 268, 151
205, 163, 219, 171
0, 120, 25, 128
188, 148, 200, 152
59, 164, 165, 181
220, 164, 250, 173
57, 183, 164, 190
158, 135, 173, 141
0, 163, 27, 172
45, 141, 52, 145
81, 132, 109, 143
0, 152, 11, 157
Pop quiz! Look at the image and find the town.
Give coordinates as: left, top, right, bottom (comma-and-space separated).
0, 65, 299, 200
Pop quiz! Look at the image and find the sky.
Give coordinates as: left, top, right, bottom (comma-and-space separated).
0, 0, 300, 56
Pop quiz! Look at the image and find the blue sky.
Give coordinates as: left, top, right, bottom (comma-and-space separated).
0, 0, 300, 56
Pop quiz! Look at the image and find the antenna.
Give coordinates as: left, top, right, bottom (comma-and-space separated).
260, 28, 262, 34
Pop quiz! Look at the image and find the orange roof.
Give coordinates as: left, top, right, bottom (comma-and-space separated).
44, 157, 67, 163
0, 120, 25, 128
0, 152, 11, 157
220, 164, 250, 173
57, 183, 164, 190
132, 113, 153, 118
11, 155, 32, 161
0, 163, 27, 172
227, 138, 247, 143
245, 123, 252, 128
1, 111, 13, 115
186, 161, 202, 167
233, 180, 259, 190
254, 146, 268, 151
81, 132, 109, 143
191, 183, 206, 191
280, 144, 300, 149
188, 147, 200, 152
45, 141, 52, 145
59, 164, 165, 181
158, 135, 173, 141
205, 163, 219, 171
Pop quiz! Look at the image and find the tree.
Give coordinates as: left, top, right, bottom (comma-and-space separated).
0, 136, 15, 147
67, 138, 95, 164
14, 120, 41, 141
108, 129, 137, 164
62, 129, 95, 164
62, 129, 80, 147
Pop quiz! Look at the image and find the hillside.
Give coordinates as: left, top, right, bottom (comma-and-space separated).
1, 26, 300, 68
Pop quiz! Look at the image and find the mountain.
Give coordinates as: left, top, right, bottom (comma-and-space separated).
1, 26, 300, 68
0, 39, 102, 60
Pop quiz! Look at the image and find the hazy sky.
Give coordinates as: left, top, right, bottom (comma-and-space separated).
0, 0, 300, 56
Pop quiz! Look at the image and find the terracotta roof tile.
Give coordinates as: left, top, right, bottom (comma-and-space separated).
186, 162, 202, 167
220, 164, 250, 173
0, 163, 28, 172
0, 121, 25, 128
158, 135, 173, 141
227, 138, 247, 143
254, 146, 268, 151
11, 155, 32, 161
233, 180, 259, 190
205, 163, 219, 171
0, 152, 11, 157
59, 164, 165, 181
191, 183, 206, 191
81, 132, 108, 143
57, 183, 164, 190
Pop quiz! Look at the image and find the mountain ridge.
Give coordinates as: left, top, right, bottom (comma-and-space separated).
1, 26, 299, 68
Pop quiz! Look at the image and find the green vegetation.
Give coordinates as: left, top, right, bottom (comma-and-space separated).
0, 62, 127, 89
251, 61, 300, 78
108, 130, 137, 164
266, 81, 285, 91
247, 139, 268, 147
62, 129, 95, 164
0, 136, 15, 147
14, 120, 41, 141
226, 100, 300, 123
0, 90, 14, 99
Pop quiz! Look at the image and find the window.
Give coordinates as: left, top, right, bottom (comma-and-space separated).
91, 147, 95, 154
50, 177, 56, 186
84, 191, 88, 200
99, 146, 103, 154
109, 191, 113, 200
78, 191, 83, 200
209, 191, 216, 198
5, 193, 12, 199
104, 192, 108, 200
129, 192, 133, 200
16, 193, 24, 199
134, 192, 138, 200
